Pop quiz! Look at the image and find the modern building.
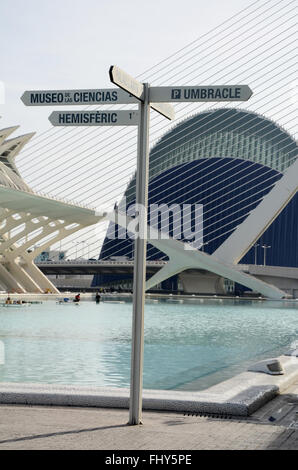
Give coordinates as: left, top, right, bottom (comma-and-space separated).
0, 126, 104, 293
92, 108, 297, 295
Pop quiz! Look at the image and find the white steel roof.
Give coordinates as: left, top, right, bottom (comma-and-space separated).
0, 185, 104, 224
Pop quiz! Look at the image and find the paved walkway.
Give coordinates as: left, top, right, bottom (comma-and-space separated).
0, 381, 297, 450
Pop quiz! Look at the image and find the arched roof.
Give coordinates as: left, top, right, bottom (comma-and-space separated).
150, 108, 297, 176
124, 108, 297, 203
98, 109, 298, 277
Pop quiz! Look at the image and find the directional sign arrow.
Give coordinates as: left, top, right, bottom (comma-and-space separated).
149, 102, 175, 121
109, 65, 174, 120
150, 85, 253, 102
48, 110, 139, 126
21, 88, 139, 106
109, 66, 144, 100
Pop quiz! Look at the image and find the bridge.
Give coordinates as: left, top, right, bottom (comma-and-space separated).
35, 260, 298, 297
36, 259, 166, 276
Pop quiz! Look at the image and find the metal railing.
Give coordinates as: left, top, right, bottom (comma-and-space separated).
36, 259, 167, 265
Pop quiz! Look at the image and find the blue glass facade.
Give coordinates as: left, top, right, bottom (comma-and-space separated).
92, 109, 297, 290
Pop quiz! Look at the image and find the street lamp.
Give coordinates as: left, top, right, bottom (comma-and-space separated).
81, 240, 86, 259
85, 242, 90, 259
253, 243, 259, 265
80, 240, 90, 259
261, 244, 271, 266
71, 241, 80, 259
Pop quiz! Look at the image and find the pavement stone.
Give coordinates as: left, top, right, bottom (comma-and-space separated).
0, 378, 297, 450
0, 404, 297, 450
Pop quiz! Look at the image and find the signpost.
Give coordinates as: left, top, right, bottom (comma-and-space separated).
150, 85, 253, 102
22, 67, 252, 426
109, 67, 157, 425
21, 88, 138, 106
109, 66, 144, 100
128, 83, 150, 426
109, 66, 175, 120
48, 110, 139, 127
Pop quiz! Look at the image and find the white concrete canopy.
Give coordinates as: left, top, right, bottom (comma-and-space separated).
0, 185, 105, 223
0, 126, 106, 294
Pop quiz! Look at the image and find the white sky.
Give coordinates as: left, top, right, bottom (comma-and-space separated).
0, 0, 254, 135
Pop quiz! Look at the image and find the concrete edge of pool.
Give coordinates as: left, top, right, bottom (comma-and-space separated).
1, 355, 298, 416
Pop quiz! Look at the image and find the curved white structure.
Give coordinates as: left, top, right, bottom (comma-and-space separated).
108, 212, 287, 300
0, 126, 104, 293
95, 109, 297, 296
0, 124, 295, 298
144, 157, 298, 298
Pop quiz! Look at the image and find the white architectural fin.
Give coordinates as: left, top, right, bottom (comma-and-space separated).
213, 157, 298, 264
108, 211, 287, 299
0, 126, 20, 146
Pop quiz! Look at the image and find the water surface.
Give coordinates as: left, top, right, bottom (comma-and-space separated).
0, 298, 297, 390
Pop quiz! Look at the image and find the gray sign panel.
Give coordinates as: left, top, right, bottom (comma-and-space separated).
109, 65, 144, 101
150, 85, 253, 102
109, 65, 174, 120
150, 102, 175, 121
49, 110, 139, 126
21, 88, 138, 106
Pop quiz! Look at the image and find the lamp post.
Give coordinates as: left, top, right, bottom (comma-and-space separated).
81, 241, 90, 259
81, 240, 86, 259
262, 244, 271, 266
253, 243, 259, 265
71, 241, 80, 259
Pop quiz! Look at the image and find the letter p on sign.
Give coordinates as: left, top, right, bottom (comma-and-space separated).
171, 89, 181, 99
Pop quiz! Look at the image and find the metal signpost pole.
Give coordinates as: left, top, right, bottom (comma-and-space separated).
129, 84, 150, 425
22, 68, 252, 427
